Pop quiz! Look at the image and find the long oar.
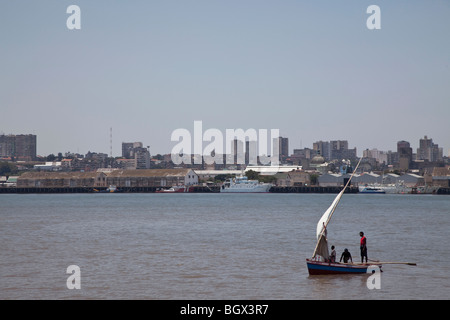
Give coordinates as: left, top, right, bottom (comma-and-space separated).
368, 261, 417, 266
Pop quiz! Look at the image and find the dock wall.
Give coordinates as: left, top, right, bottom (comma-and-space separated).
0, 186, 361, 194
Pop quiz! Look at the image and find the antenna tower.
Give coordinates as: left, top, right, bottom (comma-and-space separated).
110, 127, 113, 158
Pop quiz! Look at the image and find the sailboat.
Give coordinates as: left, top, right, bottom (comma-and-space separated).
306, 158, 382, 275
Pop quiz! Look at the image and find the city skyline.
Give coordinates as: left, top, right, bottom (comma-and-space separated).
1, 1, 449, 157
1, 132, 445, 163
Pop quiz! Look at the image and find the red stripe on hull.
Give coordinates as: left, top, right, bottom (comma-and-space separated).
306, 259, 376, 275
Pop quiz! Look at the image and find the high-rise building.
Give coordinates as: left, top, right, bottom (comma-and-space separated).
279, 137, 289, 160
313, 140, 356, 161
122, 142, 143, 159
397, 140, 412, 170
245, 140, 258, 165
363, 148, 388, 165
134, 146, 151, 169
0, 134, 37, 161
313, 141, 330, 160
229, 138, 258, 165
416, 136, 443, 162
121, 142, 150, 169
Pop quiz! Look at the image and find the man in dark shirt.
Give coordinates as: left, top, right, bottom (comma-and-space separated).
340, 248, 353, 263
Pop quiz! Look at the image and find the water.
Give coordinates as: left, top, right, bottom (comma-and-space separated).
0, 193, 449, 300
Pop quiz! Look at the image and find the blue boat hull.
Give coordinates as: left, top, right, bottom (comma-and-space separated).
306, 259, 379, 275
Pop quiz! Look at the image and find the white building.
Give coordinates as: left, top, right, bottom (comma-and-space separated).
355, 172, 381, 185
245, 165, 302, 176
194, 170, 242, 181
318, 173, 346, 187
33, 162, 62, 171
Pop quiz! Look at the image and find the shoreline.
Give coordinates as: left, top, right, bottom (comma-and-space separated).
1, 186, 448, 194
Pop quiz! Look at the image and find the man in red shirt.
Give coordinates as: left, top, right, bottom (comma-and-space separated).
360, 231, 368, 263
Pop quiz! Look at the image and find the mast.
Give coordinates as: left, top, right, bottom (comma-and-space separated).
323, 157, 362, 229
311, 157, 362, 259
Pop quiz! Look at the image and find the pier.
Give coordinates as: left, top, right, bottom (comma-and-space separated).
0, 185, 357, 194
0, 185, 220, 194
437, 187, 450, 195
269, 186, 358, 193
2, 186, 449, 194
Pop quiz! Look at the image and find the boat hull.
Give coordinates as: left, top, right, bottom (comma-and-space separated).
358, 187, 385, 194
220, 176, 272, 193
220, 184, 272, 193
359, 190, 385, 194
306, 259, 380, 275
156, 186, 193, 193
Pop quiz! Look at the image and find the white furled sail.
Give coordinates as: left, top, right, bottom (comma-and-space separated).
316, 190, 344, 239
312, 190, 345, 260
311, 158, 362, 261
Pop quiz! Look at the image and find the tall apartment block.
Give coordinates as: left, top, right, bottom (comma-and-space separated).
0, 134, 37, 161
417, 135, 443, 162
397, 140, 413, 170
278, 137, 289, 161
121, 142, 150, 169
313, 140, 357, 161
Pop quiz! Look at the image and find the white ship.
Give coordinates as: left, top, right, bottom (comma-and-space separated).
358, 183, 440, 194
358, 186, 386, 194
220, 176, 272, 193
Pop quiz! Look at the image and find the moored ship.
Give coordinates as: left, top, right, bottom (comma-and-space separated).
358, 183, 440, 194
156, 186, 194, 193
220, 176, 272, 193
358, 186, 385, 194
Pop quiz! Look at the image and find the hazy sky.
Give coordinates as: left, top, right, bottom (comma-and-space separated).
1, 1, 449, 157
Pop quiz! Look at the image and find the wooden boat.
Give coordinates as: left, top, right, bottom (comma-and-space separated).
306, 260, 374, 275
307, 158, 382, 275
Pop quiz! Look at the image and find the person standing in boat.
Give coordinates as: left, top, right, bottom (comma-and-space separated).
360, 231, 368, 263
329, 245, 336, 263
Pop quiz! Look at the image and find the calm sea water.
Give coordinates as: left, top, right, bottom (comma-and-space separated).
0, 193, 449, 300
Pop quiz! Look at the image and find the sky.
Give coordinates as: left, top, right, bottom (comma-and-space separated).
1, 1, 449, 157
